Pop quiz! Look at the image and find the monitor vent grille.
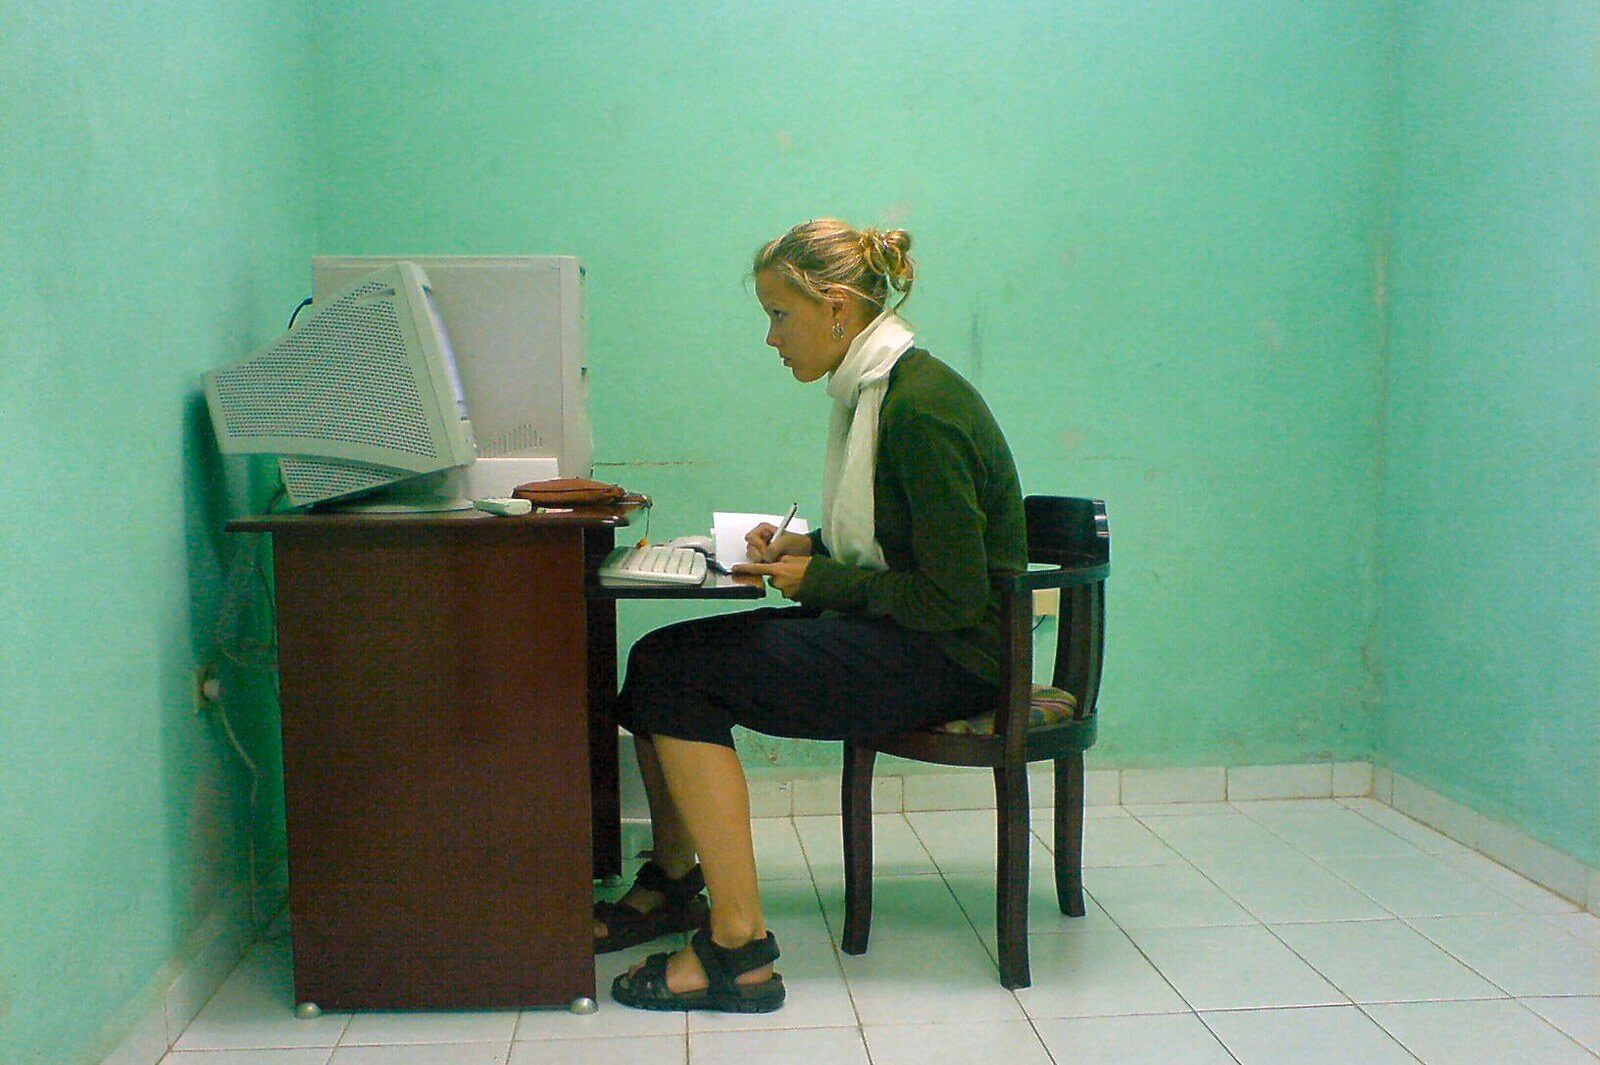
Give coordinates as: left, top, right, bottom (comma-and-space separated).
280, 457, 404, 503
211, 280, 440, 458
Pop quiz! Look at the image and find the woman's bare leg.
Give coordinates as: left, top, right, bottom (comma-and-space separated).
594, 736, 698, 941
636, 735, 697, 873
629, 735, 772, 991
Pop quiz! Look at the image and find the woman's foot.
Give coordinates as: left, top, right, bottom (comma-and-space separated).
593, 860, 710, 953
622, 935, 773, 995
613, 929, 784, 1013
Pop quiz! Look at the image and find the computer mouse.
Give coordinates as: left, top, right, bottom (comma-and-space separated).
664, 535, 716, 556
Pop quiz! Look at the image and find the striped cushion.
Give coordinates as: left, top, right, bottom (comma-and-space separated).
932, 685, 1079, 735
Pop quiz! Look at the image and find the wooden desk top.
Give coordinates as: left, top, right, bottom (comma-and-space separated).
228, 503, 767, 600
228, 500, 646, 534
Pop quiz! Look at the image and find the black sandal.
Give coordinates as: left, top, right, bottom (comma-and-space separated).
592, 861, 710, 954
612, 928, 784, 1013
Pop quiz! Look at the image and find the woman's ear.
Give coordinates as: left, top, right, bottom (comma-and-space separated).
824, 289, 857, 329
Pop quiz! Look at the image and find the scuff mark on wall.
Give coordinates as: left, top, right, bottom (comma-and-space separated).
1259, 318, 1285, 356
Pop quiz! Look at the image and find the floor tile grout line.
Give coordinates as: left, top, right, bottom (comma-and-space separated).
1230, 1001, 1427, 1065
790, 812, 873, 1035
168, 801, 1589, 1062
823, 806, 1205, 1043
1080, 818, 1382, 1016
1252, 799, 1578, 916
1187, 1006, 1291, 1065
1349, 996, 1600, 1064
1334, 798, 1585, 913
1393, 912, 1562, 1001
1131, 800, 1559, 934
1116, 806, 1543, 1007
1510, 997, 1600, 1059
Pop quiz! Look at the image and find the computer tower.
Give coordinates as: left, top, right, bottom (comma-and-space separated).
312, 256, 592, 493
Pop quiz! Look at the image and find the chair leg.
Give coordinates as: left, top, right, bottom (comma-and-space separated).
840, 743, 876, 956
994, 763, 1031, 989
1054, 752, 1087, 917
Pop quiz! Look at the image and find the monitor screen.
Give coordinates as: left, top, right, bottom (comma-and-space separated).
203, 262, 478, 510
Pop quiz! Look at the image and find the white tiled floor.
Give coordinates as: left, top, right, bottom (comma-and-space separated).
154, 797, 1599, 1064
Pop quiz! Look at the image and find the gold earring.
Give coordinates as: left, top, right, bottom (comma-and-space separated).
831, 321, 845, 340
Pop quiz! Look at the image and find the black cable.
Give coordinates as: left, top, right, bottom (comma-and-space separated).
286, 297, 313, 330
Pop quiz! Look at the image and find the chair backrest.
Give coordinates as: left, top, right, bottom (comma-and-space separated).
1025, 496, 1109, 724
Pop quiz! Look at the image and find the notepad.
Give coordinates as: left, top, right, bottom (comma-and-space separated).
712, 511, 811, 569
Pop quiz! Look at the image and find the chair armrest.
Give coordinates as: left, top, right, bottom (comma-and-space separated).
1000, 561, 1110, 593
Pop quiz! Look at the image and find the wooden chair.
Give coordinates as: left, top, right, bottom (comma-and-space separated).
840, 496, 1109, 989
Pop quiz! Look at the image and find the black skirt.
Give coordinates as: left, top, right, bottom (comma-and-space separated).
615, 606, 996, 749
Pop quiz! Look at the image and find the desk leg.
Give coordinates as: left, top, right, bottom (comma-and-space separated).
586, 527, 623, 879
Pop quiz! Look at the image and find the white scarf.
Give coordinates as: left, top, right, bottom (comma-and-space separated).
822, 310, 916, 569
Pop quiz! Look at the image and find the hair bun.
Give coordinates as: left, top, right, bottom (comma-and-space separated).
753, 218, 915, 312
860, 227, 915, 296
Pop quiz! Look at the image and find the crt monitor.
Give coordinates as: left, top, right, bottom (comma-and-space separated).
203, 262, 478, 511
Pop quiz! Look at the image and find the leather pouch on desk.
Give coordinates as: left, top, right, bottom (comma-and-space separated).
513, 477, 646, 507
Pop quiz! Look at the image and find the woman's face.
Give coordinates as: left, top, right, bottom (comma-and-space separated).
756, 270, 848, 383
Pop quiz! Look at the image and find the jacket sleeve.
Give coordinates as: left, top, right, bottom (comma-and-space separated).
794, 410, 990, 631
807, 527, 830, 558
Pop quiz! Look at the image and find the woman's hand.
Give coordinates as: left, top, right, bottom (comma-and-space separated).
744, 523, 813, 564
731, 555, 812, 599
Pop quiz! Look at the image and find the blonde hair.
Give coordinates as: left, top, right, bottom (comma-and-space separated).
753, 219, 916, 313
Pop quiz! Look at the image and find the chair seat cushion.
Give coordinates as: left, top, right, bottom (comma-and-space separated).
932, 685, 1079, 735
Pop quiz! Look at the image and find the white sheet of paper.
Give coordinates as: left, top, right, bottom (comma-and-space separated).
713, 511, 811, 568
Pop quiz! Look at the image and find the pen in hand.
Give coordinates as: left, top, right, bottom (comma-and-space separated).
766, 502, 798, 561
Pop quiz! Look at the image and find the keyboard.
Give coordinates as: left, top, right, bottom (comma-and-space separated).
598, 544, 708, 585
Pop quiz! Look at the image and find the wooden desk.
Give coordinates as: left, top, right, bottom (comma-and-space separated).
231, 506, 761, 1011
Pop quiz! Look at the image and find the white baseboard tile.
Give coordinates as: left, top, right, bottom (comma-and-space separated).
96, 996, 167, 1065
1028, 764, 1054, 808
1376, 768, 1598, 914
1473, 811, 1592, 907
1086, 769, 1121, 805
789, 771, 838, 815
163, 894, 254, 1044
747, 777, 794, 818
1331, 761, 1373, 797
785, 769, 905, 815
871, 774, 905, 813
1389, 774, 1485, 850
1227, 763, 1333, 801
98, 872, 268, 1065
1120, 766, 1227, 805
1371, 764, 1394, 804
903, 767, 995, 811
1024, 766, 1121, 809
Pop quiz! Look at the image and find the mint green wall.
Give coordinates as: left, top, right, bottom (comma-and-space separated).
0, 5, 311, 1063
1375, 3, 1599, 866
8, 7, 1593, 1058
315, 1, 1393, 770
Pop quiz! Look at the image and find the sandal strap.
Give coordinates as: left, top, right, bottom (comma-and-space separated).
621, 950, 676, 1001
689, 928, 780, 989
633, 860, 705, 902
